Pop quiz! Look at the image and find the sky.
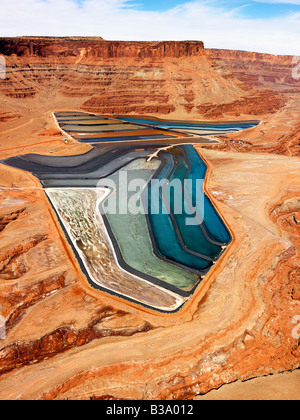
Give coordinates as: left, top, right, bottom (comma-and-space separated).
0, 0, 300, 55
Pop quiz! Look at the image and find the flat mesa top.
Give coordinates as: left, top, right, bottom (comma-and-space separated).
1, 110, 260, 311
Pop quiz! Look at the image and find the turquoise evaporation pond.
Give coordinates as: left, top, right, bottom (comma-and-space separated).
182, 145, 231, 245
117, 117, 257, 131
146, 152, 213, 273
101, 158, 199, 291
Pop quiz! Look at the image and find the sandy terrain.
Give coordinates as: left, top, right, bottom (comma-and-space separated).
0, 38, 299, 400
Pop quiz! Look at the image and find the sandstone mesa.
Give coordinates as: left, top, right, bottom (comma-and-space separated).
0, 37, 299, 400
